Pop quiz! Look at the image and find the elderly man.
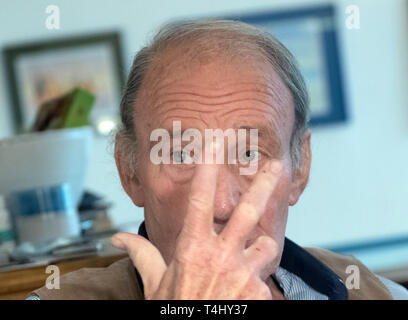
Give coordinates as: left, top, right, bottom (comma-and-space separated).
30, 20, 408, 300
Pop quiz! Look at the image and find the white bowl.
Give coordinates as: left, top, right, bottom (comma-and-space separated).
0, 127, 93, 205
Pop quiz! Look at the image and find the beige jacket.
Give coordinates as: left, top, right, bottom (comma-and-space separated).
30, 247, 394, 300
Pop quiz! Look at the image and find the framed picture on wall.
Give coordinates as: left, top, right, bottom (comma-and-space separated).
224, 4, 347, 126
3, 32, 125, 134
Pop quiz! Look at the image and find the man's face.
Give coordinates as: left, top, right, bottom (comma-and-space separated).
117, 52, 310, 269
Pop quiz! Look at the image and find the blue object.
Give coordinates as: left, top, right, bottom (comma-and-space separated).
222, 4, 348, 126
6, 184, 74, 217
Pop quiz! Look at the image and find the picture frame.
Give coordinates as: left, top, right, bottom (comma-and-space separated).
224, 4, 347, 126
3, 31, 125, 133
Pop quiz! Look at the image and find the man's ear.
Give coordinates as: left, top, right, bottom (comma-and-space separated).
288, 130, 311, 206
114, 134, 145, 207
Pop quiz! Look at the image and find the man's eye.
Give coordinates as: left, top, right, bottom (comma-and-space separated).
173, 150, 188, 164
242, 150, 260, 162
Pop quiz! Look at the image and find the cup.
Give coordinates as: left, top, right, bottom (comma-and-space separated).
5, 183, 80, 247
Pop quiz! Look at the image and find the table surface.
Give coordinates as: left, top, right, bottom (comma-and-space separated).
0, 238, 127, 300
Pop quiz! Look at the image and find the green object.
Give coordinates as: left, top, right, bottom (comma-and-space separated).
32, 88, 95, 131
62, 88, 95, 128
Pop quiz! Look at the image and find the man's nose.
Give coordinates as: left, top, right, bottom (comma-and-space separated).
213, 165, 241, 224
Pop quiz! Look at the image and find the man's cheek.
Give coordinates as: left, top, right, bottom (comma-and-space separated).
161, 165, 196, 184
150, 181, 185, 209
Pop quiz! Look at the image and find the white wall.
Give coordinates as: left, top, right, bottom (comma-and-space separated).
1, 0, 407, 247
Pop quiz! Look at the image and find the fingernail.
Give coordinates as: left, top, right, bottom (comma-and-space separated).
269, 161, 282, 174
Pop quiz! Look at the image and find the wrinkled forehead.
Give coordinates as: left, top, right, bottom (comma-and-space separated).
142, 44, 287, 99
134, 47, 295, 145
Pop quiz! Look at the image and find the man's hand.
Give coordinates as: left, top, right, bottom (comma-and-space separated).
111, 160, 282, 299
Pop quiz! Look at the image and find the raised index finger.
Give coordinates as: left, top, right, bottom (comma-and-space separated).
182, 163, 219, 238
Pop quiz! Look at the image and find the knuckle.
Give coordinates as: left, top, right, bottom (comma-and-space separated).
237, 202, 258, 225
257, 236, 278, 252
216, 246, 234, 266
177, 237, 201, 258
189, 193, 211, 211
259, 285, 273, 300
245, 277, 272, 300
176, 246, 199, 265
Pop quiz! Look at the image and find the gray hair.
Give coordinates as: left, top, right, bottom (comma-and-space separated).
117, 19, 309, 175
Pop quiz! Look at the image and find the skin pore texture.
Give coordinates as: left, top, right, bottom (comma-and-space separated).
114, 44, 312, 300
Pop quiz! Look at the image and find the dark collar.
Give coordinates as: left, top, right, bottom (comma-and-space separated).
137, 221, 348, 300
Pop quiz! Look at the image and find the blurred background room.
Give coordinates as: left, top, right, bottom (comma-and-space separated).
0, 0, 407, 298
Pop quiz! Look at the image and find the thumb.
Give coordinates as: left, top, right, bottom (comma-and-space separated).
111, 232, 167, 299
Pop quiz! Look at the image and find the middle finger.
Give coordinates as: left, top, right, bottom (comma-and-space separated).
219, 160, 282, 248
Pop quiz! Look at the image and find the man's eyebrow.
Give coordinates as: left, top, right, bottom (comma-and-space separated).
163, 125, 280, 147
167, 128, 192, 138
236, 125, 281, 147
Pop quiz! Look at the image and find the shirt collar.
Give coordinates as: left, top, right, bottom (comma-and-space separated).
279, 237, 348, 299
137, 221, 348, 300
